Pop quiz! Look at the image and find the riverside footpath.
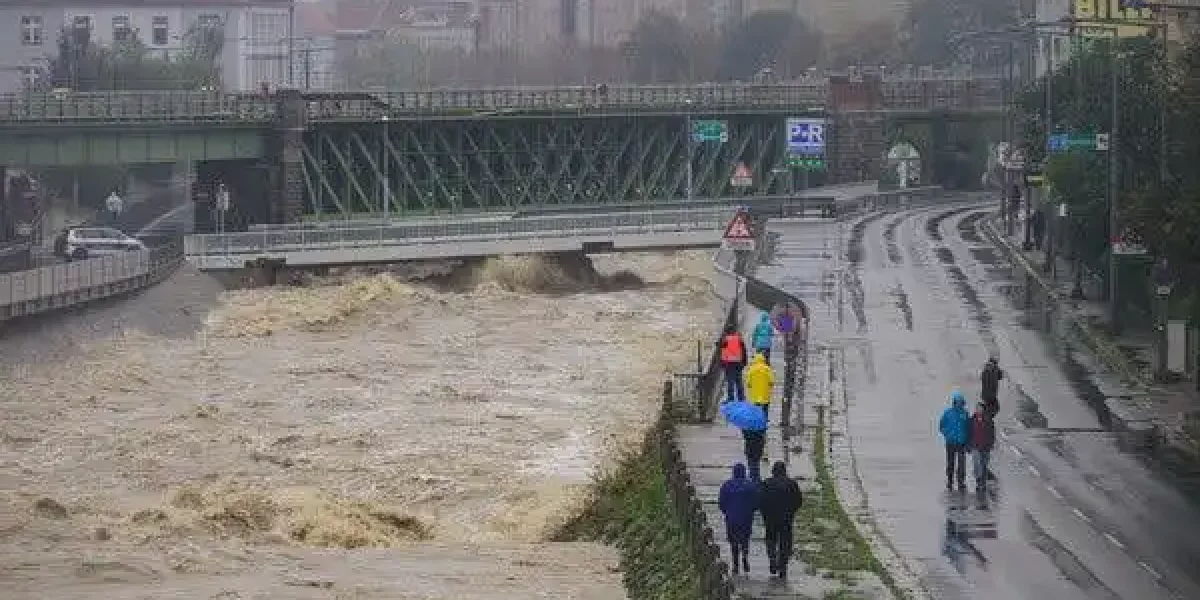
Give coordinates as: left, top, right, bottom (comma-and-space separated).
674, 191, 941, 599
983, 212, 1200, 483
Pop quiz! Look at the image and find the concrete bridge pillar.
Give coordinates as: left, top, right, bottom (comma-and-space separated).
271, 89, 307, 224
827, 75, 886, 184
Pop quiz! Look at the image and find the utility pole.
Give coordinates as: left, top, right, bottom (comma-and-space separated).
1108, 45, 1121, 334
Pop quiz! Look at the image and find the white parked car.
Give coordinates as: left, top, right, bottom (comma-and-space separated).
53, 227, 146, 261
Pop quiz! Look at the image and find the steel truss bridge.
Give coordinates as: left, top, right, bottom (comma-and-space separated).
0, 75, 1010, 225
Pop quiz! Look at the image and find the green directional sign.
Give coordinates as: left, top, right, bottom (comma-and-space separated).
1048, 132, 1109, 153
691, 120, 729, 143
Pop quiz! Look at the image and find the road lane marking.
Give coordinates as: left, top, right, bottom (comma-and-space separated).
1047, 486, 1064, 500
1139, 561, 1163, 580
1103, 532, 1125, 549
1072, 508, 1091, 523
1026, 464, 1041, 478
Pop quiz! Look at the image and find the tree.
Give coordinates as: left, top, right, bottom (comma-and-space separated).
1023, 36, 1200, 323
717, 10, 821, 81
44, 23, 224, 91
825, 19, 906, 68
622, 11, 698, 83
902, 0, 1015, 67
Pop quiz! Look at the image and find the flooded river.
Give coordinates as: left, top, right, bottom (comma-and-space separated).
0, 250, 718, 599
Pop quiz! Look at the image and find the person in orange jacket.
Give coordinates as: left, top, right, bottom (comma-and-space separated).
719, 324, 749, 402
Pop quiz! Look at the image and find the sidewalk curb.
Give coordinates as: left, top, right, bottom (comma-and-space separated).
979, 214, 1150, 388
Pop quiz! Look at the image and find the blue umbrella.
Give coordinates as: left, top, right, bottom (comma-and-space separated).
721, 400, 767, 431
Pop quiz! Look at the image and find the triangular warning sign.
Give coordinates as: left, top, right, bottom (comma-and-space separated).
733, 164, 752, 178
723, 211, 754, 240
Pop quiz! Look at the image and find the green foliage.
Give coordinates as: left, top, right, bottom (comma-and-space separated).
556, 427, 705, 599
622, 10, 819, 83
796, 427, 904, 599
1022, 36, 1200, 322
716, 10, 821, 81
45, 23, 223, 91
903, 0, 1016, 67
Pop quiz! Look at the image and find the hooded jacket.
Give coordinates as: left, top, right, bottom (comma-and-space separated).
759, 462, 802, 525
939, 391, 971, 446
744, 354, 775, 406
752, 313, 775, 350
718, 463, 759, 532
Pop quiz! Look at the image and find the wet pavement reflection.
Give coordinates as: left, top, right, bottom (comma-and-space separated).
755, 199, 1200, 600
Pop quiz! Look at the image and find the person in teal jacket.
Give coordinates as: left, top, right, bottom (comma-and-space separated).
751, 312, 775, 363
938, 390, 972, 491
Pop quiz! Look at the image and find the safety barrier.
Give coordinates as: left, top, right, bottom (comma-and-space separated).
0, 243, 184, 322
657, 381, 736, 599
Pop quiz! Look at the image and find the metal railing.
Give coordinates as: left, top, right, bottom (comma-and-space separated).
0, 91, 276, 123
0, 243, 183, 321
185, 208, 735, 259
0, 77, 1010, 124
306, 83, 828, 120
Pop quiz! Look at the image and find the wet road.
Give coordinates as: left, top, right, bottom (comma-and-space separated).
757, 199, 1200, 599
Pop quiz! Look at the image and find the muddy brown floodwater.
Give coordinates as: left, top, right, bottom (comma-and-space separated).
0, 250, 719, 599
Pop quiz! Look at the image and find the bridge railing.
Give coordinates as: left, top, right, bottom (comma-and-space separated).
185, 208, 738, 258
0, 243, 183, 321
307, 83, 828, 119
0, 91, 276, 122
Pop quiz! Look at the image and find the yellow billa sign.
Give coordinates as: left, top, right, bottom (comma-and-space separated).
1074, 0, 1156, 37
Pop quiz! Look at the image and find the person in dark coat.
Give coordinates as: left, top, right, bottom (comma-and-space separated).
980, 358, 1003, 481
759, 461, 802, 580
742, 428, 766, 480
980, 358, 1004, 419
970, 402, 997, 492
1031, 209, 1046, 250
718, 463, 759, 575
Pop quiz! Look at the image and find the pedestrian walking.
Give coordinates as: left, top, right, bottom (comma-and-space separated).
1031, 209, 1046, 250
938, 390, 971, 491
105, 191, 124, 226
719, 462, 759, 575
970, 402, 996, 493
741, 427, 765, 480
751, 311, 775, 363
745, 352, 775, 424
719, 324, 749, 402
980, 358, 1003, 481
759, 461, 802, 580
980, 358, 1004, 419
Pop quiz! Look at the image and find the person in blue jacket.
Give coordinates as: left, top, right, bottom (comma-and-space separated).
751, 312, 775, 363
718, 462, 759, 575
938, 390, 972, 491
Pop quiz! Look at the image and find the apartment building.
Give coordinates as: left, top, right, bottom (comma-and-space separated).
0, 0, 295, 93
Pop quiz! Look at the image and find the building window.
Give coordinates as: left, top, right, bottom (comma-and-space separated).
20, 16, 43, 46
73, 15, 92, 31
152, 16, 168, 45
19, 66, 41, 89
112, 15, 131, 42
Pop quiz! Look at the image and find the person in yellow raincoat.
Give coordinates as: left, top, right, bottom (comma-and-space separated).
744, 352, 775, 423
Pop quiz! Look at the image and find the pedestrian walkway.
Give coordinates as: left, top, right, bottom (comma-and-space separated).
676, 306, 823, 598
989, 215, 1200, 449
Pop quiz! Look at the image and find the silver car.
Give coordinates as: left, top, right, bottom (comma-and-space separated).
54, 227, 146, 261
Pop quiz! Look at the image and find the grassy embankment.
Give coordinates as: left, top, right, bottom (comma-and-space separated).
555, 424, 706, 600
794, 426, 908, 600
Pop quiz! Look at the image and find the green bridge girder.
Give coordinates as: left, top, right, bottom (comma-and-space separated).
0, 80, 1012, 223
302, 115, 823, 216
